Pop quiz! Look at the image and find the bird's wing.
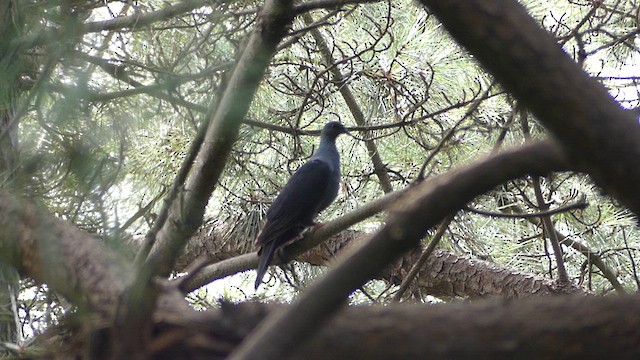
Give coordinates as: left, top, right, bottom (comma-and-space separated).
256, 158, 332, 246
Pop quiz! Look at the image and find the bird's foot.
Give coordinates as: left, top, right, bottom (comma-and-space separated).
276, 232, 306, 263
306, 222, 324, 234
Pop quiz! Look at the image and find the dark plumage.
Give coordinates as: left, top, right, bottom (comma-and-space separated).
254, 121, 347, 289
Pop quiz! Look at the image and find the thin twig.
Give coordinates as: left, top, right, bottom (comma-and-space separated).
464, 198, 587, 219
392, 213, 455, 302
417, 80, 496, 181
520, 108, 569, 284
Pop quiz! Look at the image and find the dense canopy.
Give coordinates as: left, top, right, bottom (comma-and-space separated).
0, 0, 639, 358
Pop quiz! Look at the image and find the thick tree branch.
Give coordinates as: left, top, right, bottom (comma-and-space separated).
402, 248, 585, 298
392, 214, 454, 301
0, 191, 128, 316
145, 0, 294, 276
419, 0, 640, 217
300, 232, 587, 298
219, 295, 640, 359
181, 225, 587, 299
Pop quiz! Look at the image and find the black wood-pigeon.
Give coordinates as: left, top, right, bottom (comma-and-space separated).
254, 121, 347, 289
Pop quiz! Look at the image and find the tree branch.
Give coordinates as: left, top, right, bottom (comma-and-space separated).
0, 191, 128, 317
10, 0, 214, 49
219, 295, 640, 359
464, 198, 587, 219
418, 0, 640, 217
144, 0, 294, 276
293, 0, 384, 14
392, 213, 454, 302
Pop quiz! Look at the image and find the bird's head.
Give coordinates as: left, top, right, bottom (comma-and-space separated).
322, 121, 349, 139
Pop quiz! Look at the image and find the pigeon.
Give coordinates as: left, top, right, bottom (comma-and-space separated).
254, 121, 348, 289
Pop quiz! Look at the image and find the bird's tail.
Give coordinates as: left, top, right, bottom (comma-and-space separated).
255, 240, 277, 290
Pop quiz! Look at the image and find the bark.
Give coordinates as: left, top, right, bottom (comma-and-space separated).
183, 224, 585, 298
44, 295, 640, 359
222, 296, 640, 360
395, 249, 583, 298
0, 191, 129, 316
299, 229, 586, 298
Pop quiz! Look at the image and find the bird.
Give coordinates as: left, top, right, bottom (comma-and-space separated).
254, 121, 348, 289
